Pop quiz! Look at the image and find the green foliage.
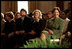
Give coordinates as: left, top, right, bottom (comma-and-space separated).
20, 32, 71, 48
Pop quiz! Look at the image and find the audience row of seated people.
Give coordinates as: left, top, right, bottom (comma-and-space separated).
1, 7, 71, 48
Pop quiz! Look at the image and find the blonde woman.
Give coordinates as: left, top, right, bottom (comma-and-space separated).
28, 9, 45, 39
1, 13, 6, 48
1, 13, 5, 33
3, 12, 16, 37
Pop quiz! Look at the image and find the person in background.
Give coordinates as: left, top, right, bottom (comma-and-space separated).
41, 11, 53, 39
27, 9, 45, 39
46, 11, 53, 20
66, 20, 71, 41
20, 9, 33, 33
3, 12, 16, 37
14, 12, 27, 48
1, 13, 6, 48
19, 9, 33, 46
20, 9, 28, 21
1, 13, 5, 34
2, 12, 16, 48
45, 11, 53, 29
42, 7, 64, 39
60, 11, 70, 34
28, 12, 33, 18
4, 13, 8, 22
15, 12, 23, 31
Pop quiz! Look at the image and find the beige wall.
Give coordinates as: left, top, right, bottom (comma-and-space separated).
28, 1, 37, 13
36, 1, 56, 13
1, 1, 6, 13
1, 1, 70, 13
64, 1, 70, 10
28, 1, 56, 13
1, 1, 17, 13
29, 1, 70, 13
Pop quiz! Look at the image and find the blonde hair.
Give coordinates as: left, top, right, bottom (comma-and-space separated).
32, 9, 42, 19
1, 13, 4, 18
5, 11, 15, 21
10, 11, 15, 20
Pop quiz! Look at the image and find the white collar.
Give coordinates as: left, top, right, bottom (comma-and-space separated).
34, 19, 40, 22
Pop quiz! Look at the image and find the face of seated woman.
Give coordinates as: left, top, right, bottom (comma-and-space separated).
15, 13, 21, 19
6, 16, 12, 22
34, 11, 40, 20
60, 12, 66, 19
47, 11, 52, 19
4, 15, 8, 21
53, 10, 59, 18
